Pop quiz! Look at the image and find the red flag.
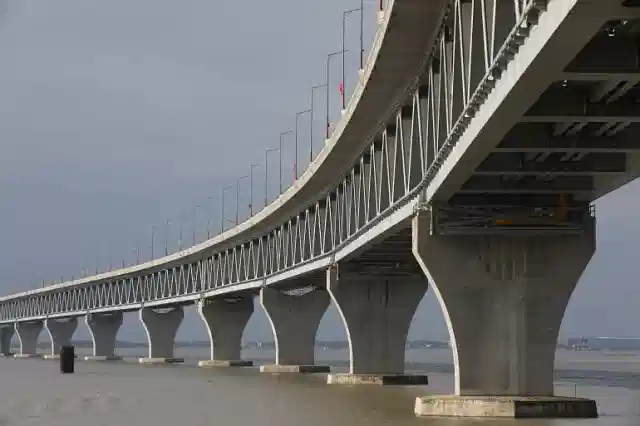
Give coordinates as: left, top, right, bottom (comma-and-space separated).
338, 82, 344, 95
294, 162, 298, 179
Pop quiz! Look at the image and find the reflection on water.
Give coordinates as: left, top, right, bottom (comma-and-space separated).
1, 349, 639, 426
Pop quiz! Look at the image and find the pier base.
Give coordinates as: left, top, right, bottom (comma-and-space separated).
13, 353, 41, 359
83, 356, 123, 361
198, 360, 253, 368
328, 373, 428, 386
43, 354, 62, 360
414, 395, 598, 418
138, 357, 184, 365
260, 364, 330, 374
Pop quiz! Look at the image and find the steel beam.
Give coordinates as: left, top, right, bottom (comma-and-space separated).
460, 175, 594, 194
496, 123, 640, 152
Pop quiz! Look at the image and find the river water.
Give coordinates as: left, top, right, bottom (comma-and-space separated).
2, 348, 639, 426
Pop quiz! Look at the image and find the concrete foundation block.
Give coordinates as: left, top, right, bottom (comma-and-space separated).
197, 360, 253, 368
138, 357, 184, 365
83, 356, 123, 361
43, 354, 61, 360
414, 395, 598, 418
259, 364, 330, 374
13, 354, 41, 359
327, 373, 429, 385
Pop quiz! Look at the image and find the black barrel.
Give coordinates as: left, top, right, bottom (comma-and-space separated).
60, 345, 75, 374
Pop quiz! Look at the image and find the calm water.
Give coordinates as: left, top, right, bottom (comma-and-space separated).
2, 348, 640, 426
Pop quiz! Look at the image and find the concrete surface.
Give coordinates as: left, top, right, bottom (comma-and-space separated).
42, 354, 61, 360
85, 312, 123, 358
412, 213, 595, 396
260, 288, 329, 366
44, 317, 78, 356
138, 357, 184, 365
259, 364, 330, 374
414, 395, 598, 418
139, 307, 183, 360
13, 353, 41, 359
14, 321, 43, 356
327, 373, 428, 386
326, 268, 427, 375
198, 297, 253, 362
83, 356, 123, 361
197, 360, 253, 368
0, 327, 14, 355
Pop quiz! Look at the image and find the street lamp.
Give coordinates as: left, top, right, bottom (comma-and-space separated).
236, 175, 249, 224
250, 163, 260, 215
360, 0, 365, 70
327, 50, 345, 139
295, 110, 311, 179
192, 205, 201, 245
108, 243, 113, 271
164, 219, 171, 256
221, 186, 232, 233
150, 225, 156, 260
178, 213, 185, 250
279, 130, 292, 194
342, 7, 362, 110
205, 196, 214, 239
311, 84, 327, 162
265, 148, 278, 206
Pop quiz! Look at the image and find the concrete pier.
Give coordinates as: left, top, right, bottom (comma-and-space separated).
197, 297, 254, 367
138, 306, 184, 364
84, 312, 123, 361
410, 212, 597, 417
326, 267, 428, 385
259, 287, 330, 374
44, 317, 77, 358
0, 326, 14, 356
14, 321, 43, 358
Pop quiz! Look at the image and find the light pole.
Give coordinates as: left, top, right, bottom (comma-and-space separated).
295, 110, 310, 179
265, 148, 278, 206
327, 50, 345, 139
164, 219, 171, 256
236, 175, 248, 224
205, 196, 214, 238
311, 84, 327, 162
151, 225, 156, 260
342, 8, 362, 110
360, 0, 364, 70
221, 186, 232, 233
178, 213, 184, 250
250, 163, 260, 215
279, 130, 292, 194
193, 205, 201, 245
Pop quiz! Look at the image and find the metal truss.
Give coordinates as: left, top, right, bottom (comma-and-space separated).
0, 0, 549, 322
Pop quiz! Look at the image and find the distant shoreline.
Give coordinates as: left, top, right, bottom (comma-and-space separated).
22, 339, 452, 350
19, 339, 640, 351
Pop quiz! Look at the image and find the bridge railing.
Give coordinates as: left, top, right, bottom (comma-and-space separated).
0, 0, 556, 321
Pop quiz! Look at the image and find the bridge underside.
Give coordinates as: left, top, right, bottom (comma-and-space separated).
436, 18, 640, 235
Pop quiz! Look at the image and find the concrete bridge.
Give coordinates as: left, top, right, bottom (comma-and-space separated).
1, 0, 639, 418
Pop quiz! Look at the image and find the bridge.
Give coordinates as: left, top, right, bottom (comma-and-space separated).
0, 0, 638, 418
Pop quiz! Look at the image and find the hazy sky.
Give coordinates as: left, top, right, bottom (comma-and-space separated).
1, 0, 639, 345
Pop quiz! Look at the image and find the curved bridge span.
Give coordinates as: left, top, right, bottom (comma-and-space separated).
1, 0, 639, 418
